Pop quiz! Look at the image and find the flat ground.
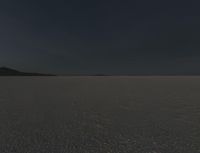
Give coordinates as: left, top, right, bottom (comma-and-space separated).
0, 77, 200, 153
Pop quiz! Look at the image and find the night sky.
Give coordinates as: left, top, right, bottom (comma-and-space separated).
0, 0, 200, 75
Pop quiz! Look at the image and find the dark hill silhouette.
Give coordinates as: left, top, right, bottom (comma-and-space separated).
0, 67, 54, 76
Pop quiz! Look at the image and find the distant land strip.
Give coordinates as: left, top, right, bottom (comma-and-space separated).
1, 67, 200, 76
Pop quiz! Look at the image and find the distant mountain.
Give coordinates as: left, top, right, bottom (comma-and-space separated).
0, 67, 54, 76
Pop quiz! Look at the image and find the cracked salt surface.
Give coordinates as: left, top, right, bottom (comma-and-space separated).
0, 76, 200, 153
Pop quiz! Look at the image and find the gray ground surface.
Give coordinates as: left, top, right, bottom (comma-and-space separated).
0, 76, 200, 153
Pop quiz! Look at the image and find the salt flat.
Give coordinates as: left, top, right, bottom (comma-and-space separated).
0, 76, 200, 153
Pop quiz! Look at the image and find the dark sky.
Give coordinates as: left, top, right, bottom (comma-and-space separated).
0, 0, 200, 75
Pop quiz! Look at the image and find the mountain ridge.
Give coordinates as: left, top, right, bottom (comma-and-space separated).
0, 67, 54, 76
